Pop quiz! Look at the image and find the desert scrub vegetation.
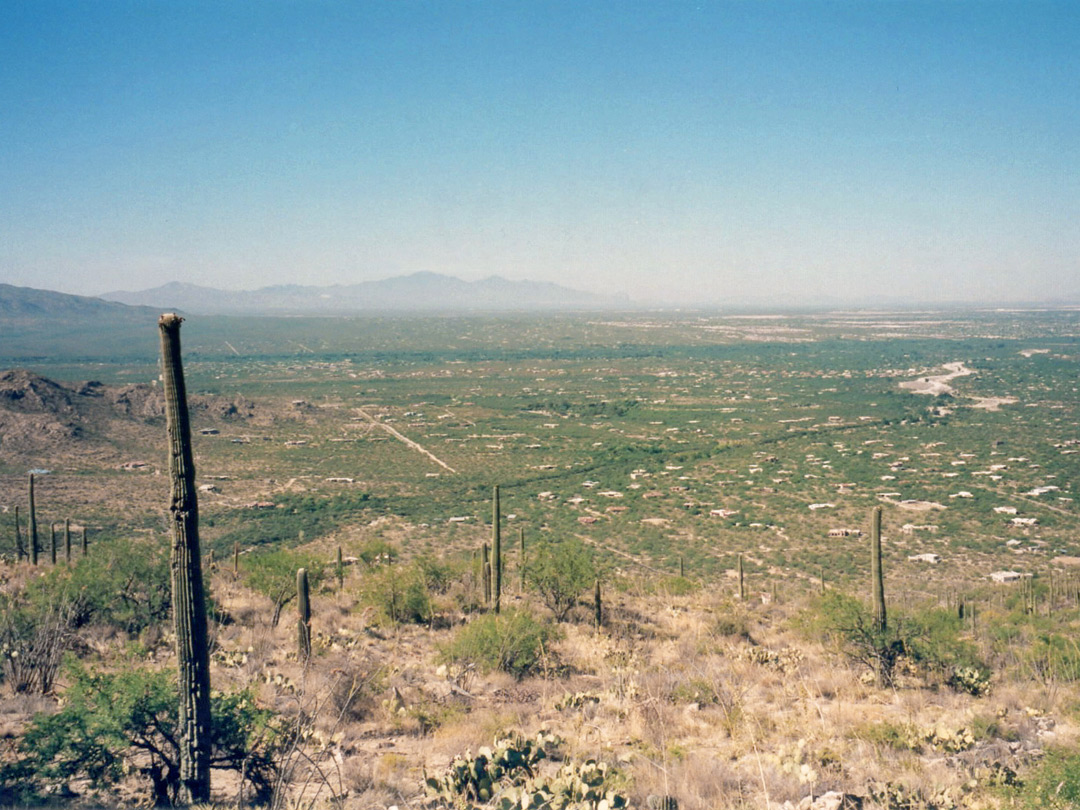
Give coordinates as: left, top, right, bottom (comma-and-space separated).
0, 664, 283, 806
441, 608, 558, 679
4, 537, 1080, 809
526, 536, 597, 621
0, 536, 172, 694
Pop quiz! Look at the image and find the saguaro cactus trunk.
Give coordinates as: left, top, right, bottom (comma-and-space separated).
519, 527, 526, 592
297, 567, 312, 660
594, 578, 602, 628
159, 313, 212, 805
492, 485, 502, 613
28, 473, 38, 565
14, 506, 24, 561
738, 554, 745, 601
482, 543, 491, 604
871, 506, 887, 632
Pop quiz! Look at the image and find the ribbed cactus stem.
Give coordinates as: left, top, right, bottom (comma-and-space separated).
159, 313, 212, 805
50, 523, 57, 565
28, 473, 38, 565
492, 485, 502, 613
519, 527, 526, 592
14, 506, 24, 561
594, 578, 602, 628
64, 519, 71, 563
482, 542, 491, 604
738, 554, 745, 601
679, 556, 684, 578
336, 546, 344, 591
297, 567, 311, 660
233, 541, 239, 578
871, 505, 886, 632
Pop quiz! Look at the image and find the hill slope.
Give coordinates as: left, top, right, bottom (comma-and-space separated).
0, 284, 160, 323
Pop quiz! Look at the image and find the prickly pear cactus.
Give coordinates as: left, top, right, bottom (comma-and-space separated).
425, 732, 629, 810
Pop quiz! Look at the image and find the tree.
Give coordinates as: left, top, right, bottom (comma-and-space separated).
2, 666, 282, 806
526, 537, 596, 621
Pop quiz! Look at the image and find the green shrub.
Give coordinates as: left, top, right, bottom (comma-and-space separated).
243, 548, 327, 627
0, 664, 283, 806
1004, 746, 1080, 808
441, 608, 558, 679
527, 537, 596, 621
656, 575, 697, 596
64, 536, 172, 634
360, 562, 433, 625
805, 592, 989, 689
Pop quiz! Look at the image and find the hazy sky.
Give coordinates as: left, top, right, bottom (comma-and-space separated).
2, 1, 1078, 307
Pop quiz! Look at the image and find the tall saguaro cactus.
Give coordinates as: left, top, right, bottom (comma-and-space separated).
297, 567, 312, 660
738, 554, 745, 601
871, 506, 887, 632
492, 485, 502, 613
594, 578, 602, 628
28, 473, 38, 565
159, 313, 212, 805
519, 527, 526, 592
14, 506, 24, 561
482, 542, 491, 604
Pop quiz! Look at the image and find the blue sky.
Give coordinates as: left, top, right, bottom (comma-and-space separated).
2, 1, 1078, 306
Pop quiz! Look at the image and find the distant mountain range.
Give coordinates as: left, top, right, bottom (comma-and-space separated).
102, 272, 630, 314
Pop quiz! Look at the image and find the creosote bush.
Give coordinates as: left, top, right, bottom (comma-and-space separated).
441, 608, 558, 679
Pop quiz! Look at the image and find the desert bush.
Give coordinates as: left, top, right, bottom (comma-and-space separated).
360, 562, 433, 625
527, 537, 596, 621
807, 591, 907, 686
356, 538, 399, 566
441, 608, 558, 679
806, 592, 988, 689
243, 548, 327, 627
64, 535, 172, 633
1, 664, 283, 806
0, 586, 82, 695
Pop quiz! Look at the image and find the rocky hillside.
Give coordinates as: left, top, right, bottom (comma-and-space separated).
0, 369, 256, 462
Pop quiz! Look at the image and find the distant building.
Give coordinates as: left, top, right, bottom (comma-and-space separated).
908, 553, 942, 564
989, 571, 1026, 583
